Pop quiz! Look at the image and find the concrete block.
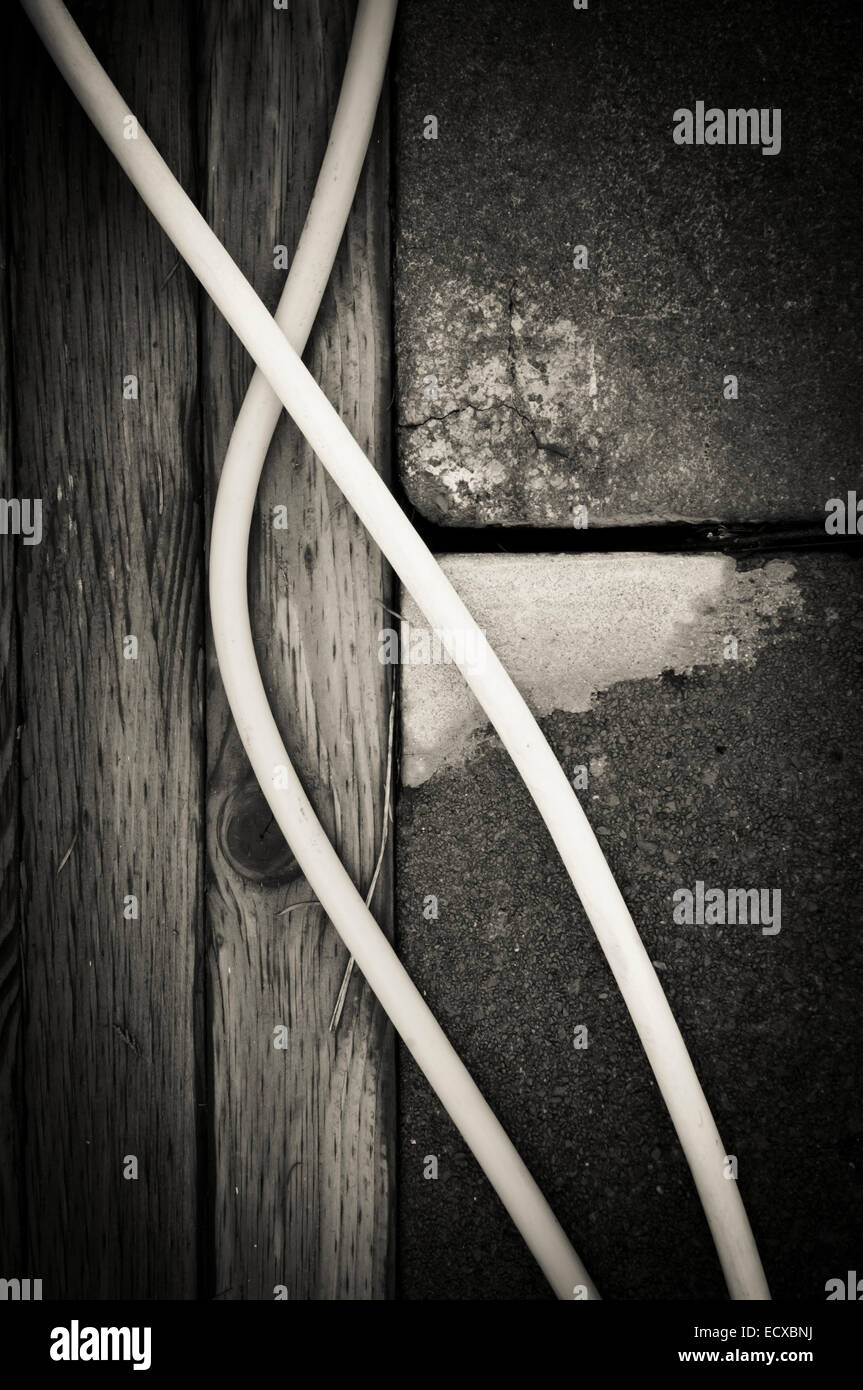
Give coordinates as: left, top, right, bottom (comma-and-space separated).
395, 0, 862, 525
395, 551, 863, 1297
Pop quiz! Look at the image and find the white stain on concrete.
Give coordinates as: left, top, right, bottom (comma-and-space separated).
400, 553, 802, 786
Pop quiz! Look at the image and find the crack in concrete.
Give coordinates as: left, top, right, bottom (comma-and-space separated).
399, 280, 576, 464
506, 278, 519, 399
397, 282, 578, 467
400, 398, 575, 463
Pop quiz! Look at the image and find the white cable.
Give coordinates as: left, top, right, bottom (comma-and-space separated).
212, 0, 596, 1299
21, 0, 597, 1302
22, 0, 769, 1300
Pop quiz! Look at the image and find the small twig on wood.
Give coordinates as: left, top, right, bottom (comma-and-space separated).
275, 900, 320, 918
374, 597, 409, 623
329, 681, 396, 1032
159, 256, 181, 291
56, 832, 77, 875
112, 1022, 145, 1058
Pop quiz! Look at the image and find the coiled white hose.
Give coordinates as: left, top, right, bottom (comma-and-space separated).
22, 0, 770, 1301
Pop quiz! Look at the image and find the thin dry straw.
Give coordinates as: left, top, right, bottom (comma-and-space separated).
329, 682, 397, 1034
21, 0, 769, 1301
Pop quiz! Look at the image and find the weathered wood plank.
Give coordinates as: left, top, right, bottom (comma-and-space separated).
0, 62, 23, 1276
201, 0, 395, 1299
8, 0, 202, 1297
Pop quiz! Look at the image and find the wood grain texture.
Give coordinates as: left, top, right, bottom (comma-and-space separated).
8, 0, 202, 1297
0, 63, 23, 1273
200, 0, 395, 1299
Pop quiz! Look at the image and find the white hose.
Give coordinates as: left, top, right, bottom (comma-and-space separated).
21, 0, 597, 1301
210, 0, 596, 1299
22, 0, 770, 1300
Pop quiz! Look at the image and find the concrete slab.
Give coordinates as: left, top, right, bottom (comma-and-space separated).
395, 552, 863, 1298
395, 0, 862, 525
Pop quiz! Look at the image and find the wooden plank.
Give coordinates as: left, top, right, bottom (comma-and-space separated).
8, 0, 202, 1297
0, 60, 23, 1276
201, 0, 395, 1299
